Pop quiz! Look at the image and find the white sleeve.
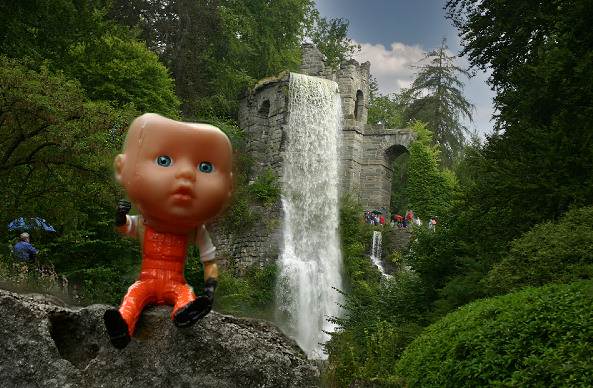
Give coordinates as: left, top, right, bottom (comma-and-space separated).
196, 225, 216, 262
122, 215, 138, 237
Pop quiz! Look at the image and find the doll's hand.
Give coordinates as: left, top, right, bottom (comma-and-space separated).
203, 277, 217, 301
174, 277, 217, 328
115, 200, 131, 226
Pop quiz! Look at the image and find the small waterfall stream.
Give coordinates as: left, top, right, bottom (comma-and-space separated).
275, 72, 343, 359
370, 231, 392, 279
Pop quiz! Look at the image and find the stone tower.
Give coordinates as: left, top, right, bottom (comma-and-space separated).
215, 44, 415, 273
240, 43, 415, 215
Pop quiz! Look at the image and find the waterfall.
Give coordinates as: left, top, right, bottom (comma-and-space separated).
275, 73, 343, 359
370, 231, 392, 279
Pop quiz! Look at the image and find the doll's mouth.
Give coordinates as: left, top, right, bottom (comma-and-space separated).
172, 187, 194, 201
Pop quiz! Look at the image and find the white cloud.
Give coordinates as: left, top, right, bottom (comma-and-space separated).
352, 41, 424, 95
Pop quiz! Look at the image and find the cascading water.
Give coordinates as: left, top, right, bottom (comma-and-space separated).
370, 231, 392, 279
275, 73, 343, 359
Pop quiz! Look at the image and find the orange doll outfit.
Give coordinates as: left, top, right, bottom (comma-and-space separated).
117, 215, 216, 336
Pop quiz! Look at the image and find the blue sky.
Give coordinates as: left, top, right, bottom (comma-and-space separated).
313, 0, 496, 136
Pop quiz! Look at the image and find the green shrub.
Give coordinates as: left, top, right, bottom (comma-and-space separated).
395, 280, 593, 387
483, 206, 593, 295
222, 169, 280, 234
249, 169, 281, 204
214, 264, 277, 319
324, 319, 423, 388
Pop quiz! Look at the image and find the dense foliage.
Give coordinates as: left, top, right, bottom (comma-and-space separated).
367, 76, 407, 130
483, 206, 593, 295
395, 280, 593, 387
445, 0, 593, 230
307, 15, 361, 70
327, 1, 593, 386
324, 194, 427, 386
66, 34, 180, 117
406, 121, 456, 221
0, 55, 140, 303
0, 0, 112, 69
0, 56, 128, 233
106, 0, 323, 119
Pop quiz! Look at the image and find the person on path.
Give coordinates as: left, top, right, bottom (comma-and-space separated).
13, 233, 38, 263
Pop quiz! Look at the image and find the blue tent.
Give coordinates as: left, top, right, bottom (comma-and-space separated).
8, 217, 56, 232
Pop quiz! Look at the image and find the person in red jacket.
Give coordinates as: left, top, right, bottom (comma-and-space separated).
103, 113, 233, 349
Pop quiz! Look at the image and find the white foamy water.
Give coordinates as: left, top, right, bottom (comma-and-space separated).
275, 73, 344, 359
370, 230, 392, 279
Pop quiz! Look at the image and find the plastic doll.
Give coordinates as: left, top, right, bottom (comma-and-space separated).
103, 113, 233, 349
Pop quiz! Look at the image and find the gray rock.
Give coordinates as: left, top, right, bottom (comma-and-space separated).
0, 289, 320, 388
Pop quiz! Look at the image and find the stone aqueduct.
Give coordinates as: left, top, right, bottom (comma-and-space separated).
213, 44, 416, 272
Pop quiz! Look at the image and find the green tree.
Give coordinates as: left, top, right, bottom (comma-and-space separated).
0, 0, 112, 68
0, 0, 180, 117
66, 33, 180, 117
402, 39, 474, 168
307, 15, 360, 69
107, 0, 316, 119
106, 0, 222, 118
0, 56, 132, 233
0, 56, 140, 303
406, 121, 456, 222
444, 0, 593, 229
367, 76, 408, 129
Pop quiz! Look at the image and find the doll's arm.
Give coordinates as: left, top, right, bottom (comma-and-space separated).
203, 261, 218, 301
172, 227, 218, 327
115, 200, 137, 236
196, 226, 218, 311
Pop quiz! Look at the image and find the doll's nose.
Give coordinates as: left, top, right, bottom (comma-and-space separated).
175, 163, 196, 181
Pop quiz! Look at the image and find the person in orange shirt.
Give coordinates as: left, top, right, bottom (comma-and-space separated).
103, 113, 233, 349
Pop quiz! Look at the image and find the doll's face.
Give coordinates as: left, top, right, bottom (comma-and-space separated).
115, 114, 232, 232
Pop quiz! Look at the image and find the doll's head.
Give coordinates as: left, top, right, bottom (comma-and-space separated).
115, 113, 233, 233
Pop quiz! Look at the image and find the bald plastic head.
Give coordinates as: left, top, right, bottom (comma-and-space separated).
114, 113, 233, 232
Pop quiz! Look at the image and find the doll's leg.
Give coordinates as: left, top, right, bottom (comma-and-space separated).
119, 280, 156, 334
104, 307, 131, 349
170, 282, 196, 317
172, 282, 213, 328
104, 280, 155, 349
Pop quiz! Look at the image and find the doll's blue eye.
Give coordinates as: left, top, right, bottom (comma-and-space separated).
156, 155, 172, 167
198, 162, 214, 173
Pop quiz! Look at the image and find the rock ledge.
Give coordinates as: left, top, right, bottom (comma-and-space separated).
0, 289, 320, 388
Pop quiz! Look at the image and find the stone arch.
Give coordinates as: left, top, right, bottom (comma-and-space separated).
384, 144, 408, 167
357, 129, 416, 217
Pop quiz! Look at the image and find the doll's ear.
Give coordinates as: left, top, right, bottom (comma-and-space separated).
114, 154, 126, 184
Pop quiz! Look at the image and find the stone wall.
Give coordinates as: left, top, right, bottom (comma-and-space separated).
238, 72, 291, 181
211, 202, 283, 275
